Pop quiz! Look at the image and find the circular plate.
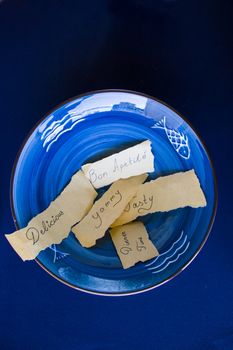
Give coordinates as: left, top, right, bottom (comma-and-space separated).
11, 90, 217, 296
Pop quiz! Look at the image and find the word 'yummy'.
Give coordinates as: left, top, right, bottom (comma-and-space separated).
92, 190, 122, 228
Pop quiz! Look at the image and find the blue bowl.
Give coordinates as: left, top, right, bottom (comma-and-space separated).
10, 90, 217, 296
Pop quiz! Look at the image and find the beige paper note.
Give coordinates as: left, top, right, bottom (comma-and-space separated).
112, 169, 207, 227
5, 171, 97, 261
72, 174, 147, 247
82, 140, 154, 189
110, 221, 159, 269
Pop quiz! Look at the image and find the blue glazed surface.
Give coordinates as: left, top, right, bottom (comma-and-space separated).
11, 90, 216, 295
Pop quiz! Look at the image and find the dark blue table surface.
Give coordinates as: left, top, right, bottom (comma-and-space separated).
0, 1, 232, 349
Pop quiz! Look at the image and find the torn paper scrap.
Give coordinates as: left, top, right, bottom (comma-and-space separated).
110, 221, 159, 269
5, 171, 97, 261
72, 174, 148, 248
112, 169, 207, 227
82, 140, 154, 189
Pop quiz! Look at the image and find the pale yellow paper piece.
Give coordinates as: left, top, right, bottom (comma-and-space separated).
72, 174, 148, 248
112, 169, 207, 227
5, 171, 97, 261
82, 140, 154, 189
110, 221, 159, 269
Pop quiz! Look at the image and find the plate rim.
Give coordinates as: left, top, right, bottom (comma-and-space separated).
10, 88, 218, 296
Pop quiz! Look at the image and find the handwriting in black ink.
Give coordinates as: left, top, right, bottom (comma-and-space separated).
136, 237, 146, 252
26, 227, 40, 245
122, 231, 130, 245
112, 150, 147, 173
112, 190, 122, 207
120, 246, 132, 255
91, 190, 123, 228
39, 211, 64, 235
89, 168, 108, 184
25, 211, 64, 244
92, 211, 102, 228
135, 195, 154, 214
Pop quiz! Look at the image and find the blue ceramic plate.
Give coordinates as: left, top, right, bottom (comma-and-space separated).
11, 90, 217, 296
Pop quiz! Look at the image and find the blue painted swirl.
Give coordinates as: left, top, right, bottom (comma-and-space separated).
11, 91, 216, 295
